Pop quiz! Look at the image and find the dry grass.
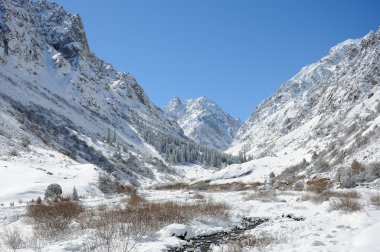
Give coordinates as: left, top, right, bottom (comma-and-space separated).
81, 194, 230, 236
221, 232, 285, 251
370, 193, 380, 207
192, 192, 205, 200
244, 190, 277, 202
156, 181, 263, 192
79, 196, 230, 251
329, 197, 363, 212
302, 190, 361, 204
155, 182, 189, 190
306, 177, 332, 193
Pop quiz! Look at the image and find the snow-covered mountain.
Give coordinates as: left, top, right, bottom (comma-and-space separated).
0, 0, 200, 189
223, 28, 380, 181
164, 96, 241, 151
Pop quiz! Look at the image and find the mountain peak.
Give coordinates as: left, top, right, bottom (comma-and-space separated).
164, 96, 241, 150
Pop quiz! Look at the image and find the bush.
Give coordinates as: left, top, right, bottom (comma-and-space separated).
329, 197, 363, 212
365, 162, 380, 182
81, 199, 229, 237
220, 232, 284, 251
2, 227, 24, 251
302, 190, 360, 204
21, 137, 31, 148
293, 180, 305, 191
336, 167, 356, 188
351, 159, 364, 172
314, 159, 330, 173
44, 183, 62, 200
244, 190, 277, 202
9, 149, 19, 156
192, 193, 205, 200
306, 177, 331, 193
370, 193, 380, 207
277, 160, 309, 184
27, 201, 84, 237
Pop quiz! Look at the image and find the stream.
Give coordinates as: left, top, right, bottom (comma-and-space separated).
168, 217, 269, 252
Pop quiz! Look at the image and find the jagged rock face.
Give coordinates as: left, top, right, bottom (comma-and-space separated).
164, 96, 242, 151
0, 0, 183, 136
229, 28, 380, 161
0, 0, 186, 183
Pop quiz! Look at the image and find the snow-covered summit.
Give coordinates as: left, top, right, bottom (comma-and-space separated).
164, 96, 242, 151
229, 28, 380, 171
0, 0, 188, 187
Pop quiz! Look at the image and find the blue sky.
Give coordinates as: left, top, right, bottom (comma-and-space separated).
52, 0, 380, 120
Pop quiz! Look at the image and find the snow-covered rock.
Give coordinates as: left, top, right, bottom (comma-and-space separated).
158, 223, 195, 240
164, 96, 241, 151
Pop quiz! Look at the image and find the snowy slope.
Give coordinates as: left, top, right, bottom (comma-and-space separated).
223, 28, 380, 181
164, 96, 241, 151
0, 0, 193, 195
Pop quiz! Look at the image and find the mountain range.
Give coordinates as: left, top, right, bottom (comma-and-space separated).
0, 0, 380, 188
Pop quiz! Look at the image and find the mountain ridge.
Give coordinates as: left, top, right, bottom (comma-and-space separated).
164, 96, 241, 151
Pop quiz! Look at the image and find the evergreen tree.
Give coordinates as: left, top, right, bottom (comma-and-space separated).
72, 186, 79, 201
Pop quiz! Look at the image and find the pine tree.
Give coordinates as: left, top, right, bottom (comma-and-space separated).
72, 186, 79, 201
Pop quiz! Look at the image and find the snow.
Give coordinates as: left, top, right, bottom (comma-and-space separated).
204, 151, 305, 184
2, 187, 380, 251
0, 1, 380, 251
229, 27, 380, 167
352, 221, 380, 251
164, 96, 241, 151
0, 147, 101, 203
158, 223, 195, 240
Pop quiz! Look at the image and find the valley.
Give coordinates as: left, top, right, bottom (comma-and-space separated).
0, 0, 380, 251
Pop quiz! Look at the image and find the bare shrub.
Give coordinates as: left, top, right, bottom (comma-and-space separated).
84, 210, 139, 252
244, 190, 277, 202
191, 181, 209, 191
314, 159, 330, 173
98, 174, 135, 194
82, 199, 229, 238
306, 177, 332, 193
27, 200, 84, 237
273, 180, 289, 190
302, 190, 361, 204
9, 149, 19, 156
221, 232, 284, 251
21, 137, 31, 148
370, 193, 380, 207
155, 182, 188, 190
156, 181, 263, 192
329, 197, 363, 212
336, 167, 356, 188
277, 160, 309, 184
351, 159, 364, 172
365, 162, 380, 182
80, 198, 229, 251
2, 227, 24, 251
293, 180, 305, 191
192, 193, 205, 200
128, 191, 146, 207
